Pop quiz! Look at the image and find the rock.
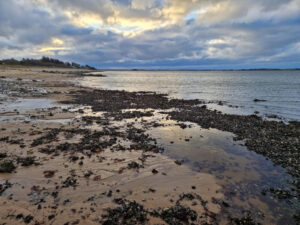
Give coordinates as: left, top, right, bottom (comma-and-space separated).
148, 188, 156, 193
23, 215, 34, 224
93, 175, 101, 181
178, 123, 187, 129
175, 160, 184, 166
222, 201, 230, 207
253, 98, 266, 102
43, 170, 57, 178
16, 213, 23, 219
107, 190, 112, 197
70, 156, 79, 161
48, 214, 55, 220
152, 169, 158, 174
0, 153, 7, 159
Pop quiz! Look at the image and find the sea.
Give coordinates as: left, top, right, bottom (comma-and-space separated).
78, 70, 300, 121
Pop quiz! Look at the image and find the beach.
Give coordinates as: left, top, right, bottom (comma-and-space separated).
0, 67, 299, 225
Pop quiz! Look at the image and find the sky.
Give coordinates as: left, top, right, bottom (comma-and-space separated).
0, 0, 300, 69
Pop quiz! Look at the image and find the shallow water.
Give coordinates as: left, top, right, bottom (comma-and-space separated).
147, 117, 299, 224
79, 70, 300, 121
0, 98, 53, 113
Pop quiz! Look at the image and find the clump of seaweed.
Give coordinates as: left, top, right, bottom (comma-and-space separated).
101, 199, 148, 225
31, 128, 60, 147
0, 160, 16, 173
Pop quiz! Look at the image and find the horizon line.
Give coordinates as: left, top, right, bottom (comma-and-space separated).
98, 68, 300, 71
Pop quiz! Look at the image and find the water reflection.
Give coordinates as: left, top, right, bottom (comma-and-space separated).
148, 120, 298, 224
0, 98, 53, 113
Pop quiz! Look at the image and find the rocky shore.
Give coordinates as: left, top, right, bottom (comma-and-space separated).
0, 67, 299, 224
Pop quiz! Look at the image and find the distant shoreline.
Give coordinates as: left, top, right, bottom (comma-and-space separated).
101, 68, 300, 71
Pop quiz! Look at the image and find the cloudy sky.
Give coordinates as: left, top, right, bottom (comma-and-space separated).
1, 0, 300, 69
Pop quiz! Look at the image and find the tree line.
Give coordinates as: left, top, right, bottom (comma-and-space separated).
0, 57, 96, 70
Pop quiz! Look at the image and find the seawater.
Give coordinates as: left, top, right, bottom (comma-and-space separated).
79, 70, 300, 121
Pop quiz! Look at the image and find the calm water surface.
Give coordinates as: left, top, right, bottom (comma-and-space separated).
145, 114, 299, 224
79, 70, 300, 121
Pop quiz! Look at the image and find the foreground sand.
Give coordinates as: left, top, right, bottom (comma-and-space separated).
0, 67, 224, 225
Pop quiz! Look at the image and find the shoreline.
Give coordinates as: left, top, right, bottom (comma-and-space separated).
0, 67, 299, 224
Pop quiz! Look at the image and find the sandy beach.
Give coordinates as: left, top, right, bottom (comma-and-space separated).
0, 67, 299, 225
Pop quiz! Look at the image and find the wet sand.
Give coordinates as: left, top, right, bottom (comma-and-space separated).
0, 67, 299, 225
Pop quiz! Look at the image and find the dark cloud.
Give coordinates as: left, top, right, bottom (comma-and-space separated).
61, 25, 93, 36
